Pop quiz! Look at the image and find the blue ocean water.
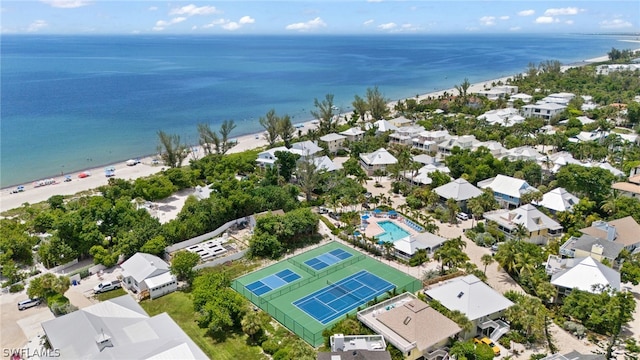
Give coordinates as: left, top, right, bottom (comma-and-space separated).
0, 34, 629, 187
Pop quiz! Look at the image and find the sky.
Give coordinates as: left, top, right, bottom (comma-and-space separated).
1, 0, 639, 35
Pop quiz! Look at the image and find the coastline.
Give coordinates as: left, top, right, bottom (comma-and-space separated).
0, 50, 624, 213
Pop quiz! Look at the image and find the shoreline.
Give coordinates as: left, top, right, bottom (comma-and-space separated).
0, 50, 627, 212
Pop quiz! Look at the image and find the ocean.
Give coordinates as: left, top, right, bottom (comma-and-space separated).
0, 33, 630, 187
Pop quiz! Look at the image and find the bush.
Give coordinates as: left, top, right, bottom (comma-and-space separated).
9, 283, 24, 293
261, 339, 279, 355
79, 269, 90, 279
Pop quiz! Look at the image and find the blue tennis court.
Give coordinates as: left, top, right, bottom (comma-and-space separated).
246, 269, 301, 296
293, 270, 394, 324
304, 248, 353, 271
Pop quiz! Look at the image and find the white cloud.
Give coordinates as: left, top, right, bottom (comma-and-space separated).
500, 16, 510, 21
479, 16, 496, 26
378, 22, 397, 30
223, 22, 241, 31
170, 4, 219, 16
363, 19, 374, 26
535, 16, 556, 24
40, 0, 90, 8
600, 19, 632, 29
285, 17, 326, 31
203, 19, 226, 29
544, 7, 581, 16
239, 16, 255, 25
518, 9, 535, 16
27, 20, 48, 32
153, 17, 186, 31
510, 26, 521, 31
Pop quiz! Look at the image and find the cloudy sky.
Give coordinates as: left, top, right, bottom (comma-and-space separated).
1, 0, 638, 35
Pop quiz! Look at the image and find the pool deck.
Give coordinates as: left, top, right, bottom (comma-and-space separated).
362, 215, 418, 241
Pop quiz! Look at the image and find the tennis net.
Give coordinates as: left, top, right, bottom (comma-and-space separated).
327, 280, 360, 300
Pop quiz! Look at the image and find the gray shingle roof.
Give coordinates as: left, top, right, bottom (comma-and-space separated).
434, 178, 483, 201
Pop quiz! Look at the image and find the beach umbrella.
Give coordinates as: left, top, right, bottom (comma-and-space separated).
373, 208, 382, 214
378, 240, 384, 245
353, 231, 361, 236
361, 214, 369, 220
388, 210, 397, 215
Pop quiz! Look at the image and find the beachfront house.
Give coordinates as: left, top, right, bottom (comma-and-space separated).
550, 256, 620, 300
255, 140, 323, 168
477, 174, 538, 208
389, 115, 413, 128
424, 275, 513, 341
255, 146, 289, 168
521, 103, 566, 121
509, 93, 533, 104
41, 295, 208, 359
359, 148, 398, 175
365, 120, 398, 134
340, 127, 366, 142
482, 204, 563, 244
319, 133, 346, 154
120, 253, 177, 300
532, 187, 579, 214
357, 293, 461, 360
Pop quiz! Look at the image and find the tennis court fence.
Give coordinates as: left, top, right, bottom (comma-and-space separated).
288, 258, 316, 276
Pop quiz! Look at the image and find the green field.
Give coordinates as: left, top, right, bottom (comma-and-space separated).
232, 242, 421, 346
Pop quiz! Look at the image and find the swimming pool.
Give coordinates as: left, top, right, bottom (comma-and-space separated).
375, 221, 411, 243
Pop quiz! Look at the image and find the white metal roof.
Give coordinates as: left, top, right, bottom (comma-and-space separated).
534, 187, 579, 213
434, 178, 483, 201
551, 257, 621, 293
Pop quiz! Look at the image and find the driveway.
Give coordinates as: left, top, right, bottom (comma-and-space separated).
0, 291, 54, 351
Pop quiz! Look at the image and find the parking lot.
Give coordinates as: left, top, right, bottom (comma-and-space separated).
0, 291, 54, 351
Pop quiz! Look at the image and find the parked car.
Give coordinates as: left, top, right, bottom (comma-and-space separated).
456, 212, 469, 221
474, 336, 500, 356
18, 298, 41, 311
94, 280, 121, 294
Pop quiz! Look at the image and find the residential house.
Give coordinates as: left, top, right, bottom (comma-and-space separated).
550, 256, 621, 298
365, 120, 399, 134
424, 275, 513, 341
579, 216, 640, 252
389, 115, 413, 128
592, 162, 624, 177
120, 253, 177, 300
596, 63, 640, 75
412, 130, 451, 153
290, 140, 323, 158
533, 187, 579, 214
477, 108, 524, 127
509, 93, 532, 104
313, 155, 341, 172
389, 125, 425, 146
473, 141, 507, 158
477, 174, 538, 208
256, 146, 289, 168
412, 154, 436, 166
359, 148, 398, 175
559, 235, 625, 264
319, 133, 347, 154
318, 334, 391, 360
437, 135, 479, 156
41, 295, 208, 359
340, 127, 366, 142
433, 178, 483, 212
541, 92, 575, 106
538, 151, 584, 173
522, 103, 566, 121
507, 146, 543, 162
358, 293, 461, 360
611, 164, 640, 198
393, 232, 448, 261
403, 163, 450, 186
482, 204, 563, 244
477, 85, 517, 100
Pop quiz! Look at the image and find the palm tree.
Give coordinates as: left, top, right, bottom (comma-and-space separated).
515, 252, 537, 278
512, 223, 528, 241
481, 254, 494, 275
241, 310, 263, 342
382, 241, 395, 260
352, 94, 369, 123
601, 189, 621, 216
259, 109, 280, 147
446, 198, 460, 225
494, 241, 518, 275
310, 93, 336, 135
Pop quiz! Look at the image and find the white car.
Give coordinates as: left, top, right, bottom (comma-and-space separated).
456, 212, 469, 221
18, 298, 41, 310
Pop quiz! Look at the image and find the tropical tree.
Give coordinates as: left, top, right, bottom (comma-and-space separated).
218, 119, 237, 154
366, 86, 389, 121
310, 93, 336, 135
352, 94, 369, 123
446, 198, 460, 225
259, 109, 280, 147
296, 156, 322, 202
433, 238, 469, 274
382, 241, 395, 260
27, 273, 70, 300
157, 130, 187, 168
512, 223, 528, 241
278, 114, 295, 148
170, 250, 200, 285
241, 310, 263, 342
481, 254, 494, 275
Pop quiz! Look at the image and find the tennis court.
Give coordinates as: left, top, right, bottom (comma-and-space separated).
245, 269, 301, 296
304, 248, 353, 270
232, 242, 422, 346
293, 270, 394, 324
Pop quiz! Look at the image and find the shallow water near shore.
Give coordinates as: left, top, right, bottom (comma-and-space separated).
0, 33, 630, 187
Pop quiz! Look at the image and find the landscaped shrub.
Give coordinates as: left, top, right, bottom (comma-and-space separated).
9, 283, 24, 293
79, 269, 90, 279
563, 321, 586, 339
261, 338, 279, 355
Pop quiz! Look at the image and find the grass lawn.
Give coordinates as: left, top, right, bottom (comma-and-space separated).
140, 291, 266, 360
94, 288, 127, 302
